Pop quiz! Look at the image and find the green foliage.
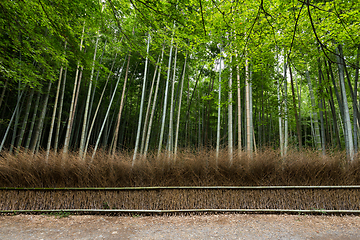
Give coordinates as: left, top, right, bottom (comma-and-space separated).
103, 202, 110, 209
43, 211, 72, 218
0, 0, 359, 151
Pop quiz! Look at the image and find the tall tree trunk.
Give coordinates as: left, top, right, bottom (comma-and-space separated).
83, 53, 118, 158
354, 72, 358, 152
318, 59, 326, 154
355, 44, 360, 151
30, 82, 52, 153
326, 60, 345, 149
0, 79, 8, 110
184, 65, 204, 147
289, 64, 302, 149
54, 67, 67, 153
277, 76, 283, 155
342, 59, 360, 153
197, 92, 201, 149
167, 44, 178, 157
133, 33, 151, 165
296, 75, 302, 140
283, 61, 288, 155
305, 68, 322, 151
25, 91, 40, 151
79, 33, 100, 158
10, 81, 23, 153
337, 44, 354, 161
92, 55, 127, 159
0, 91, 24, 152
140, 55, 160, 155
144, 47, 164, 158
327, 86, 341, 149
310, 113, 315, 147
259, 83, 263, 148
343, 60, 360, 124
111, 53, 131, 156
16, 88, 34, 149
106, 74, 122, 148
158, 36, 174, 157
228, 55, 233, 163
249, 64, 254, 153
86, 40, 107, 145
63, 23, 85, 154
71, 66, 84, 146
328, 61, 344, 110
245, 58, 252, 154
174, 53, 187, 160
216, 49, 222, 161
46, 64, 64, 158
237, 61, 242, 155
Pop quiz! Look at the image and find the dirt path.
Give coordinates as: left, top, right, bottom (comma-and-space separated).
0, 214, 360, 239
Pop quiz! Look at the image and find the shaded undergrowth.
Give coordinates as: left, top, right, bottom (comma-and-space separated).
0, 148, 359, 187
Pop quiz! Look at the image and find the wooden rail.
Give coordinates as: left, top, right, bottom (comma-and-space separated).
1, 209, 360, 214
1, 185, 360, 191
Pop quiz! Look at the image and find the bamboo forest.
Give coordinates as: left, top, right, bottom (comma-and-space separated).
0, 0, 360, 188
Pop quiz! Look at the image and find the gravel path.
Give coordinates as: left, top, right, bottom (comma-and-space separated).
1, 214, 360, 239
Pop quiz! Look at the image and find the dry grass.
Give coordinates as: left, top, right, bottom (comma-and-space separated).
0, 148, 359, 188
1, 188, 359, 211
1, 148, 360, 211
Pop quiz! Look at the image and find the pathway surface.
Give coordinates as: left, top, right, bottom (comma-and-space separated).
0, 214, 360, 239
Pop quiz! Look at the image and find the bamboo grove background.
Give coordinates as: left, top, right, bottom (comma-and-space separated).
0, 0, 360, 167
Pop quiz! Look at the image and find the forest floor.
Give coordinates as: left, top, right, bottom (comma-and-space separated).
0, 213, 360, 239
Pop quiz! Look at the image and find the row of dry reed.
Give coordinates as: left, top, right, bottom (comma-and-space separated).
0, 148, 359, 187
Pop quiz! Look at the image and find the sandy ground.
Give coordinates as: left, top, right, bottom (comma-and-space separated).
0, 214, 360, 239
